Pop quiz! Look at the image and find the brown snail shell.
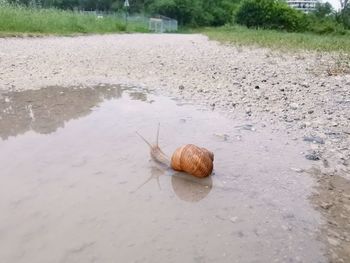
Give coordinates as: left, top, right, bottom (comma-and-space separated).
137, 125, 214, 178
171, 144, 214, 178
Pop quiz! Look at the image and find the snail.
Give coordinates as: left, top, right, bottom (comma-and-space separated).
136, 124, 214, 178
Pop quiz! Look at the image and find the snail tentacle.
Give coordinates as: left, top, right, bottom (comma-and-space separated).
136, 131, 152, 148
136, 128, 171, 167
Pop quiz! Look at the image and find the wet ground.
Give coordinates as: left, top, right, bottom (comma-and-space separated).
0, 85, 328, 263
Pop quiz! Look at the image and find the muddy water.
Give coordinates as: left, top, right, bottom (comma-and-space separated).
0, 85, 325, 263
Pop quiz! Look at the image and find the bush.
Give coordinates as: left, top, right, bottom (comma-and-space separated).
308, 15, 346, 34
235, 0, 308, 32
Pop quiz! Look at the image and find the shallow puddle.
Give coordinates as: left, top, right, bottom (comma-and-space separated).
0, 85, 325, 263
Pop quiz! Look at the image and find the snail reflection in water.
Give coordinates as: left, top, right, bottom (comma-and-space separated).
134, 164, 213, 202
171, 172, 213, 202
136, 124, 214, 178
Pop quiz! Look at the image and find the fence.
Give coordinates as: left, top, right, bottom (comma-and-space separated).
149, 15, 178, 33
74, 11, 178, 33
75, 10, 149, 26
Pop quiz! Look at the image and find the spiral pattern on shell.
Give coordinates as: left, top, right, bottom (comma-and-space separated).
171, 144, 214, 178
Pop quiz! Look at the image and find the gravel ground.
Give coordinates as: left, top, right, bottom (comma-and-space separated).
0, 34, 349, 175
0, 33, 349, 261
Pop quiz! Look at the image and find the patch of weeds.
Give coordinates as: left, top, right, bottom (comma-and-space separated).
327, 55, 350, 76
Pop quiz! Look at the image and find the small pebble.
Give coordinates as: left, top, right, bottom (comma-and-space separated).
229, 217, 238, 223
290, 103, 299, 110
305, 154, 320, 161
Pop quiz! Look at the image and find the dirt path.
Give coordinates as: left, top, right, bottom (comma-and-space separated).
0, 34, 349, 262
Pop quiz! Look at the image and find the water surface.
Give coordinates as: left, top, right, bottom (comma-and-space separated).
0, 85, 325, 263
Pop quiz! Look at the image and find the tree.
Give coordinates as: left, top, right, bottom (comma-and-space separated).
314, 2, 333, 18
148, 0, 203, 25
148, 0, 239, 26
338, 0, 350, 28
338, 5, 350, 28
340, 0, 349, 10
52, 0, 79, 10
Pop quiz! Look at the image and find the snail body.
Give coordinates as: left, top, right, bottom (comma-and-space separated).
137, 126, 214, 178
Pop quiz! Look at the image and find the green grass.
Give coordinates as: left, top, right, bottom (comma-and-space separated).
0, 4, 148, 36
1, 3, 349, 54
197, 25, 350, 53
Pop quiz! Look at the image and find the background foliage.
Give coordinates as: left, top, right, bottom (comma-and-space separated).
2, 0, 350, 33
